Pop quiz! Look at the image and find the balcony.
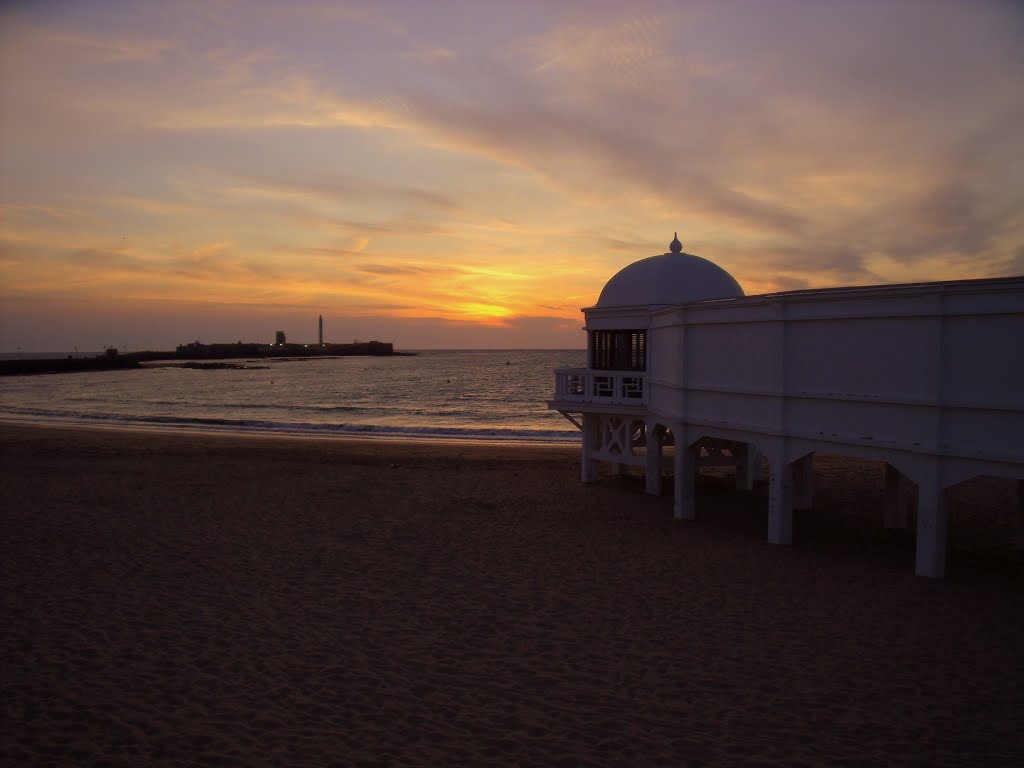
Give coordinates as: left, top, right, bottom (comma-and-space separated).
552, 368, 647, 406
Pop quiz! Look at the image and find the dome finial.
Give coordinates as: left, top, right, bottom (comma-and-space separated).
669, 232, 682, 254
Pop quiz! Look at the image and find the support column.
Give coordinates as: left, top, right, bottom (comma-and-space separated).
645, 424, 663, 496
735, 444, 759, 492
793, 454, 814, 511
767, 454, 795, 545
883, 464, 911, 529
915, 478, 950, 578
581, 413, 598, 484
674, 436, 696, 520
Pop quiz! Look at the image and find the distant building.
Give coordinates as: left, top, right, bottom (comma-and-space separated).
549, 232, 1024, 579
275, 330, 286, 345
319, 315, 323, 345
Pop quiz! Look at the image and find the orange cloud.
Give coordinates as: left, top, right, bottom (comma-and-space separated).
2, 0, 1022, 352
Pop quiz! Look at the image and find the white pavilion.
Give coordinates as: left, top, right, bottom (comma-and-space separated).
549, 234, 1024, 578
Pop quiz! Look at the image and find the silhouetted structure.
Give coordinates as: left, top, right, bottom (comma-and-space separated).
174, 340, 394, 358
0, 340, 402, 376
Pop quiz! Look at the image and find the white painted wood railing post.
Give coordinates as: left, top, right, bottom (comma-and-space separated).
915, 473, 950, 578
768, 450, 795, 545
581, 413, 598, 484
674, 433, 696, 520
645, 424, 663, 495
735, 444, 759, 492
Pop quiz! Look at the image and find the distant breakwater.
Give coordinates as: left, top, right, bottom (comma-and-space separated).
0, 356, 144, 376
173, 340, 401, 359
0, 341, 411, 376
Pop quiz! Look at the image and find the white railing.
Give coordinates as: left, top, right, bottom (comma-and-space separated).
553, 368, 647, 406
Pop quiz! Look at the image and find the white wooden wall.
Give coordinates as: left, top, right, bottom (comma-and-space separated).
615, 277, 1024, 578
646, 279, 1024, 489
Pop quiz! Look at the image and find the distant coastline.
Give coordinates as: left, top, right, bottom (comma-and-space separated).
0, 340, 412, 376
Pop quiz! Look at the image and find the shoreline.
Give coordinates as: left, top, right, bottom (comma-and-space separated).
2, 422, 1022, 764
0, 414, 582, 447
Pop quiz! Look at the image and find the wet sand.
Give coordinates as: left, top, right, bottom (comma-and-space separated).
2, 423, 1022, 766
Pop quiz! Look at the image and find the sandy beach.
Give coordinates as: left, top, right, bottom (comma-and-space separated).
2, 423, 1022, 766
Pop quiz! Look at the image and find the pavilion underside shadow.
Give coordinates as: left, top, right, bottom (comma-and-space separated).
592, 451, 1024, 580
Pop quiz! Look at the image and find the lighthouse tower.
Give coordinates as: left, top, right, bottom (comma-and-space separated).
319, 314, 323, 345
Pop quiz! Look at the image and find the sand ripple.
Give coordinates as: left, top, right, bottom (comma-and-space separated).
2, 425, 1022, 766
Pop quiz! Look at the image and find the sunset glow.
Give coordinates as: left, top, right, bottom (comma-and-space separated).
2, 0, 1022, 350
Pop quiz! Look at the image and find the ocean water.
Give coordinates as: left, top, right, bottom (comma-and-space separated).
0, 349, 586, 443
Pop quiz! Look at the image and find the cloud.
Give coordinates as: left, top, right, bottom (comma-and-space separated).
219, 170, 462, 216
29, 27, 175, 63
356, 263, 448, 276
0, 203, 83, 220
64, 248, 159, 274
405, 47, 457, 63
529, 13, 667, 86
1005, 246, 1024, 277
191, 241, 230, 265
2, 0, 1022, 351
360, 1, 1020, 275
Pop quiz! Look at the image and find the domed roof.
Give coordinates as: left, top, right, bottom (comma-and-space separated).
595, 233, 744, 308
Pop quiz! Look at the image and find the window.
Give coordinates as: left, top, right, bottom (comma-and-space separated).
590, 330, 646, 371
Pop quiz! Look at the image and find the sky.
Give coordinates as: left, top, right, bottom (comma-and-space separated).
1, 0, 1022, 351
